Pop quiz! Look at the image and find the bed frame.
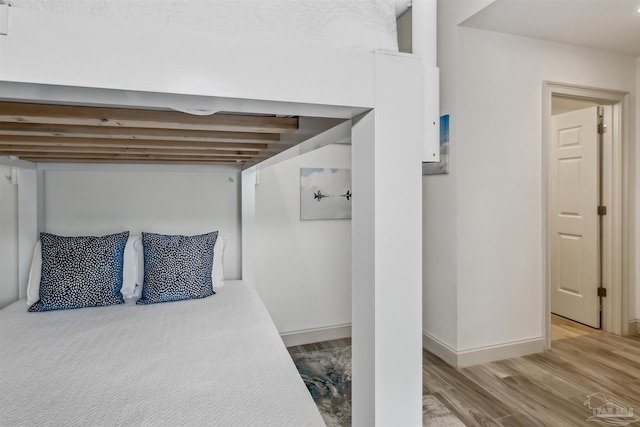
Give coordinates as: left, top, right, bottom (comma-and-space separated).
0, 3, 436, 425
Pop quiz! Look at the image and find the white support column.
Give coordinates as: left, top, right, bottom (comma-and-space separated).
352, 51, 424, 426
352, 110, 376, 427
241, 167, 257, 285
413, 0, 440, 162
412, 0, 437, 66
17, 168, 38, 299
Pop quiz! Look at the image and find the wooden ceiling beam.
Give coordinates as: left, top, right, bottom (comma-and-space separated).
19, 157, 241, 165
0, 102, 299, 133
16, 153, 247, 162
0, 122, 280, 143
0, 136, 268, 151
0, 146, 257, 158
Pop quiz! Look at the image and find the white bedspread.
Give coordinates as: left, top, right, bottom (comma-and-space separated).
0, 281, 324, 426
7, 0, 400, 52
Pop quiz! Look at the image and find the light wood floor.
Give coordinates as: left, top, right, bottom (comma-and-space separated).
424, 331, 640, 426
288, 330, 640, 426
551, 314, 600, 341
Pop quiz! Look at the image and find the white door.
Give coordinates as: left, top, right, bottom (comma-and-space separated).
550, 106, 600, 328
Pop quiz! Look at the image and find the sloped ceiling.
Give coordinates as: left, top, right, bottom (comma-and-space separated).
461, 0, 640, 56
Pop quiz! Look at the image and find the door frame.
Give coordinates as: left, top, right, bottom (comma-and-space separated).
542, 82, 630, 349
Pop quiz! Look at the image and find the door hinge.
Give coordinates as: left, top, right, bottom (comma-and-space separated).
597, 123, 607, 134
597, 287, 607, 297
597, 205, 607, 216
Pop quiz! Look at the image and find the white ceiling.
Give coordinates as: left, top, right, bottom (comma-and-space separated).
461, 0, 640, 57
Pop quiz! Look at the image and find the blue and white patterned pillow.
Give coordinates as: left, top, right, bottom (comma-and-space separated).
29, 231, 129, 312
137, 231, 218, 305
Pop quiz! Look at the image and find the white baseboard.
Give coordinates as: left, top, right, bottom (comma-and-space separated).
629, 319, 640, 335
280, 323, 351, 347
422, 331, 459, 367
423, 330, 544, 368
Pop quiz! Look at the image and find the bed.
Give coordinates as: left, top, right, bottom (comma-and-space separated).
0, 0, 408, 166
1, 231, 324, 425
1, 276, 324, 426
0, 1, 430, 424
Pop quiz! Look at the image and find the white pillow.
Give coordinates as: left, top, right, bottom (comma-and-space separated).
212, 235, 227, 289
125, 237, 145, 302
120, 235, 142, 298
27, 235, 141, 306
26, 241, 42, 306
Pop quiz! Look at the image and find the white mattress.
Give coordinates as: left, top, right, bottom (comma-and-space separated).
0, 281, 324, 426
7, 0, 400, 52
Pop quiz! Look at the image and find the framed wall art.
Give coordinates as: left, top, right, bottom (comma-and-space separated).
300, 168, 351, 220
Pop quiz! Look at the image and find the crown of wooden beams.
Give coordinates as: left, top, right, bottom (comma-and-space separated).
0, 102, 299, 165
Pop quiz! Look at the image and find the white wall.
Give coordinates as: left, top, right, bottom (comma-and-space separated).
429, 0, 637, 359
0, 166, 19, 308
255, 144, 351, 339
41, 164, 242, 279
457, 30, 636, 349
423, 0, 492, 355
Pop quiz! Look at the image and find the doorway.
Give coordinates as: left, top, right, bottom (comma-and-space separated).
543, 83, 629, 349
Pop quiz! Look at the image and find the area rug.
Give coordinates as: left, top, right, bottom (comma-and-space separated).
291, 346, 464, 427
